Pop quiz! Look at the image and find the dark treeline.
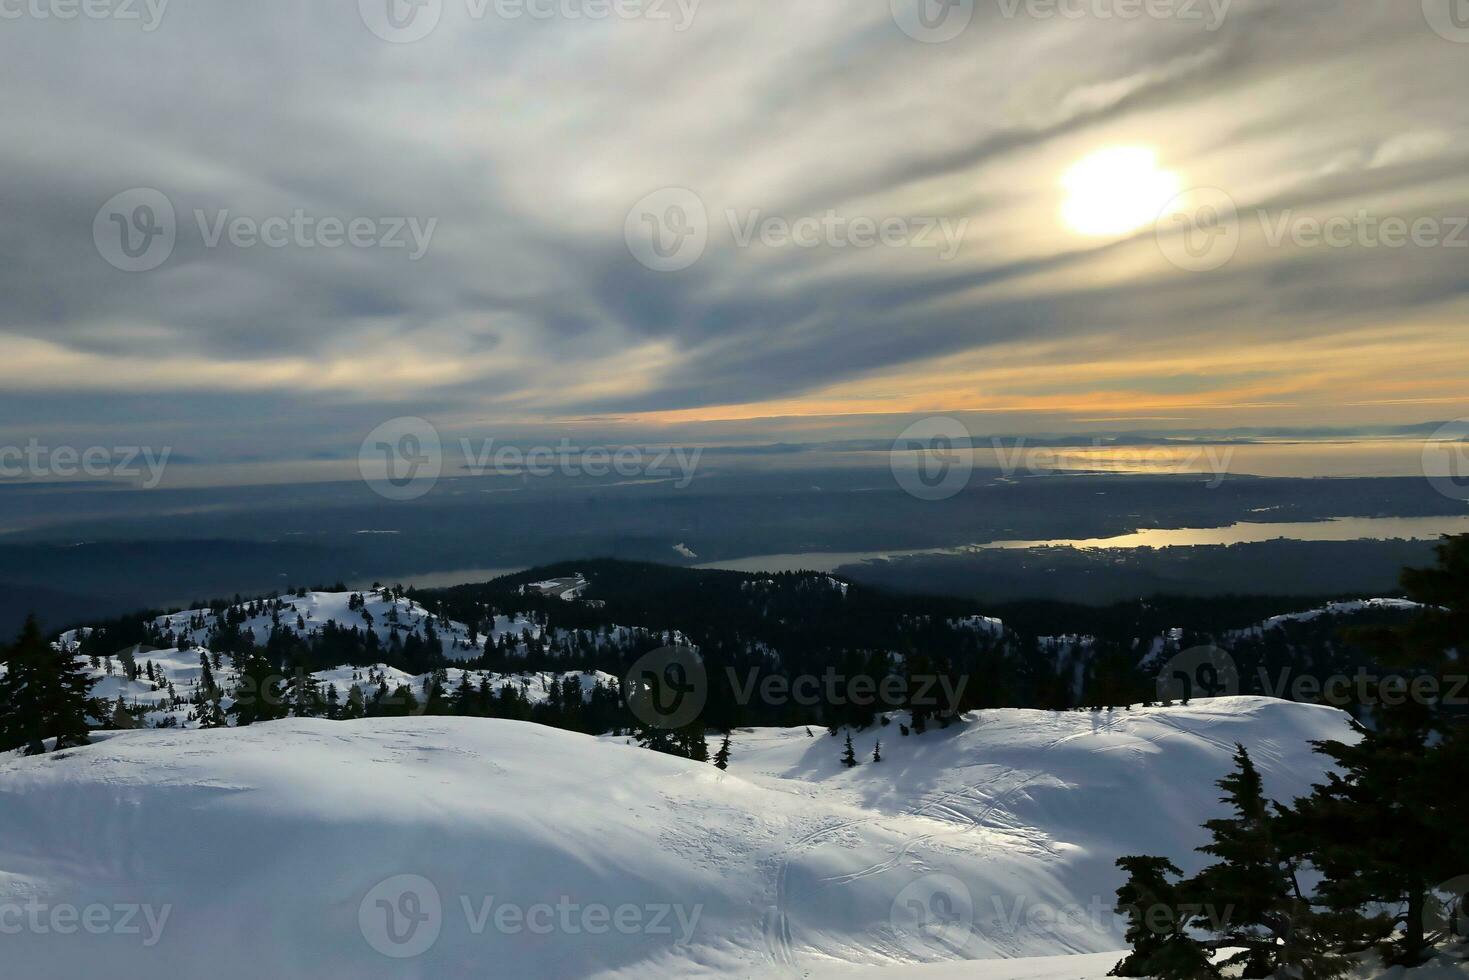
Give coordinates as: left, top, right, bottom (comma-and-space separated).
427, 561, 1430, 731
2, 553, 1445, 752
20, 558, 1445, 743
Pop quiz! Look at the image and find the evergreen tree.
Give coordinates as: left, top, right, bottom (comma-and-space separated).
110, 697, 134, 730
872, 739, 882, 763
713, 733, 731, 770
385, 684, 419, 717
633, 724, 679, 756
1191, 745, 1345, 979
198, 692, 228, 729
841, 731, 858, 768
1313, 535, 1469, 966
421, 669, 449, 715
118, 644, 138, 681
679, 724, 709, 762
1109, 856, 1217, 979
1353, 534, 1469, 737
0, 616, 98, 755
453, 672, 477, 716
229, 652, 286, 726
1377, 534, 1469, 693
1290, 702, 1461, 967
343, 684, 366, 720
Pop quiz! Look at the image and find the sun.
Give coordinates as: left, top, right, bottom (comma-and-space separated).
1061, 147, 1182, 237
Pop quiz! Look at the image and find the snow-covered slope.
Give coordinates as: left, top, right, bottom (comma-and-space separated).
140, 589, 519, 660
73, 643, 617, 728
1243, 598, 1424, 635
803, 951, 1469, 980
62, 588, 688, 668
0, 697, 1357, 979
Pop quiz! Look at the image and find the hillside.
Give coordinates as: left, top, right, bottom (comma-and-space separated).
41, 567, 1434, 732
0, 697, 1360, 978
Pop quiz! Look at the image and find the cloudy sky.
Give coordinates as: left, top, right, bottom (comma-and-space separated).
2, 0, 1467, 472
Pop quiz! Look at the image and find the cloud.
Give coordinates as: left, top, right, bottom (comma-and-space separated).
0, 0, 1466, 462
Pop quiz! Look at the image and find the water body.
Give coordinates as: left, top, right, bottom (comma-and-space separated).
348, 566, 524, 591
981, 515, 1469, 550
696, 514, 1469, 574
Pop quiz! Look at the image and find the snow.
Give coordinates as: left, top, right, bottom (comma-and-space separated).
72, 644, 617, 729
949, 615, 1003, 635
803, 950, 1469, 979
803, 950, 1126, 978
0, 697, 1368, 978
59, 588, 535, 662
525, 574, 590, 601
1251, 598, 1424, 632
58, 588, 682, 670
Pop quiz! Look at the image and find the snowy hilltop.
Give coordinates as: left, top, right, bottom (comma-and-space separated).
0, 697, 1361, 979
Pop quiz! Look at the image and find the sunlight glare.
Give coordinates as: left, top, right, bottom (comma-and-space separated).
1061, 147, 1182, 237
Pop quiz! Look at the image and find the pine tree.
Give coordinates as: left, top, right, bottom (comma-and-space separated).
713, 733, 731, 770
453, 672, 477, 716
118, 645, 138, 681
343, 684, 366, 720
1353, 534, 1469, 738
872, 739, 882, 763
198, 693, 228, 729
1371, 534, 1469, 693
422, 669, 449, 715
1280, 539, 1469, 970
633, 724, 679, 756
385, 684, 420, 717
1109, 856, 1217, 979
284, 669, 321, 718
0, 616, 98, 754
1190, 745, 1345, 979
841, 731, 858, 768
1290, 702, 1460, 968
229, 651, 285, 726
110, 697, 134, 730
677, 723, 709, 761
